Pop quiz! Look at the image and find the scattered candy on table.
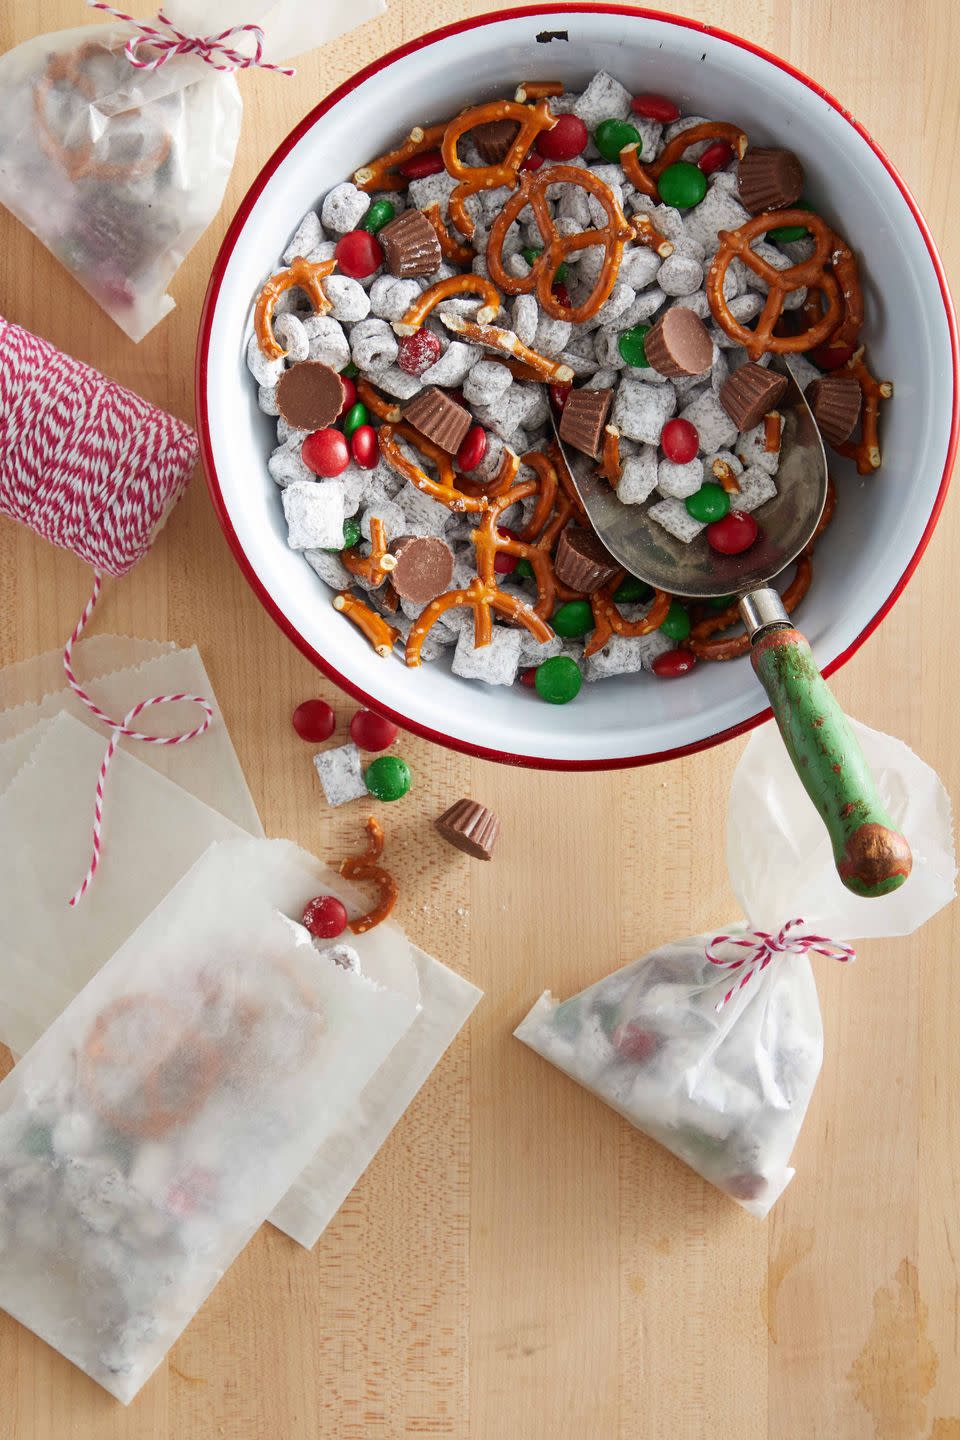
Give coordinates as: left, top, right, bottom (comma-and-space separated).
349, 708, 399, 751
292, 698, 336, 742
364, 754, 412, 802
302, 893, 349, 939
435, 799, 501, 860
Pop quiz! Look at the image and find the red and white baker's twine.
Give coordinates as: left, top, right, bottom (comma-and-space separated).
0, 316, 206, 906
88, 3, 296, 75
706, 918, 855, 1009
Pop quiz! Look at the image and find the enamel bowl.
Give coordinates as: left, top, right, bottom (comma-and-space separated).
196, 5, 957, 769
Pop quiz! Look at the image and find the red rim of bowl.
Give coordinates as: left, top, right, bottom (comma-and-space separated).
196, 3, 959, 772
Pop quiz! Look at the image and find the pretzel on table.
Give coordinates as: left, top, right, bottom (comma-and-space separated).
832, 347, 892, 473
619, 121, 748, 200
441, 99, 557, 238
333, 591, 400, 657
706, 211, 843, 360
583, 572, 672, 659
255, 256, 335, 360
405, 575, 552, 666
353, 122, 448, 191
339, 818, 398, 934
394, 274, 501, 335
438, 311, 574, 382
487, 164, 635, 325
423, 202, 475, 266
341, 517, 397, 587
379, 420, 493, 511
355, 377, 402, 423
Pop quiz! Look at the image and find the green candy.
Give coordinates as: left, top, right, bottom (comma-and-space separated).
361, 199, 396, 234
552, 600, 594, 638
657, 160, 707, 209
515, 558, 535, 580
618, 324, 650, 368
327, 516, 361, 553
708, 593, 736, 610
768, 201, 813, 244
521, 247, 568, 285
341, 361, 359, 378
614, 575, 651, 604
343, 401, 368, 438
535, 655, 582, 705
364, 755, 411, 802
660, 599, 692, 642
685, 482, 730, 524
594, 117, 642, 163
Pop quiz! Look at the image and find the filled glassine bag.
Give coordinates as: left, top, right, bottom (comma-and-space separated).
516, 720, 955, 1218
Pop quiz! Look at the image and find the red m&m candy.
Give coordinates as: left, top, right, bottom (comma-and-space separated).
535, 113, 588, 161
521, 151, 544, 171
613, 1021, 661, 1060
398, 150, 444, 180
351, 424, 379, 469
302, 894, 348, 939
698, 140, 735, 175
630, 93, 680, 123
518, 667, 537, 688
661, 417, 699, 463
652, 648, 696, 679
397, 329, 442, 375
349, 708, 399, 751
334, 229, 383, 279
549, 382, 572, 410
338, 376, 357, 415
809, 340, 858, 371
292, 698, 336, 742
457, 424, 487, 471
552, 281, 572, 310
707, 510, 759, 555
302, 427, 350, 477
494, 527, 522, 574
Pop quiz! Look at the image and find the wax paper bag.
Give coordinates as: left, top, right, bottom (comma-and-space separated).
0, 0, 385, 340
517, 720, 955, 1218
0, 839, 416, 1403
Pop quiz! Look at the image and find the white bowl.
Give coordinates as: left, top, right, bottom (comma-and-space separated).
196, 5, 958, 770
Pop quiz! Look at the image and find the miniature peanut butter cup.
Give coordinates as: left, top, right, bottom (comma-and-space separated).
472, 119, 520, 164
558, 387, 612, 458
435, 798, 501, 860
275, 361, 345, 431
554, 525, 620, 592
403, 386, 472, 453
389, 534, 454, 604
806, 373, 862, 446
737, 147, 804, 214
719, 363, 789, 431
644, 308, 713, 378
379, 209, 443, 278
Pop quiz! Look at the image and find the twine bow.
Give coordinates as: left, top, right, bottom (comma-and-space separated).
88, 3, 296, 75
706, 918, 855, 1010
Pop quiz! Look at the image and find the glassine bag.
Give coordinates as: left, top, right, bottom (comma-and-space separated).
517, 720, 956, 1219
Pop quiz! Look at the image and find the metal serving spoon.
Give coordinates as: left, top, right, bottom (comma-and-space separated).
552, 359, 912, 898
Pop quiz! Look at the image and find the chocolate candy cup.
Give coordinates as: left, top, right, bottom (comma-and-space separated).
558, 387, 612, 458
554, 525, 620, 592
719, 363, 789, 431
379, 209, 442, 278
737, 147, 804, 214
275, 361, 345, 431
435, 799, 501, 860
403, 386, 472, 454
389, 534, 454, 604
473, 119, 520, 164
807, 374, 862, 446
644, 308, 713, 378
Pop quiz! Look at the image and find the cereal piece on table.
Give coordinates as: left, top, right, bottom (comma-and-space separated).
435, 799, 501, 860
657, 246, 704, 297
276, 361, 345, 431
657, 457, 703, 499
407, 171, 458, 216
304, 547, 352, 590
473, 386, 543, 443
282, 479, 346, 550
321, 182, 371, 234
396, 480, 454, 538
730, 465, 778, 512
619, 244, 662, 290
673, 291, 711, 321
323, 276, 371, 323
283, 210, 325, 264
419, 340, 480, 387
591, 282, 636, 331
585, 366, 621, 390
320, 942, 362, 974
517, 629, 564, 665
533, 314, 574, 357
462, 359, 513, 407
258, 384, 279, 416
617, 286, 669, 327
572, 70, 633, 126
511, 294, 539, 346
736, 423, 780, 476
683, 182, 751, 253
617, 445, 659, 504
350, 317, 399, 373
583, 629, 673, 680
368, 276, 425, 322
612, 377, 678, 445
303, 315, 351, 369
378, 365, 424, 400
246, 332, 284, 387
268, 443, 314, 488
452, 625, 523, 686
273, 312, 309, 362
360, 499, 406, 543
648, 496, 707, 543
680, 390, 738, 452
313, 742, 368, 806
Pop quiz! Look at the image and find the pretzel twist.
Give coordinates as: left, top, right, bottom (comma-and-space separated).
340, 818, 398, 934
395, 274, 502, 335
255, 256, 336, 360
405, 575, 553, 666
379, 420, 493, 512
584, 573, 672, 658
442, 99, 557, 238
355, 377, 402, 423
706, 210, 843, 360
438, 312, 574, 382
333, 591, 400, 656
833, 347, 893, 473
353, 122, 448, 192
423, 202, 475, 266
487, 164, 635, 324
341, 517, 398, 587
619, 122, 748, 199
455, 446, 522, 500
472, 480, 559, 619
518, 449, 560, 540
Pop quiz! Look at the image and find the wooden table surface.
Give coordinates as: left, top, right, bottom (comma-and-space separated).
1, 1, 958, 1436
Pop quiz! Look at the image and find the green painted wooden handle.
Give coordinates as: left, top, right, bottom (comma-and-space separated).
751, 627, 912, 898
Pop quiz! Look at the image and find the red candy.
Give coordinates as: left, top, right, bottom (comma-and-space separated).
535, 113, 588, 161
552, 281, 572, 310
549, 382, 572, 411
292, 698, 336, 742
397, 329, 442, 375
349, 708, 399, 751
698, 140, 735, 175
398, 150, 444, 180
521, 151, 544, 171
338, 376, 357, 414
457, 423, 487, 471
302, 427, 349, 477
652, 648, 696, 679
809, 340, 858, 371
351, 424, 379, 469
302, 894, 348, 940
660, 417, 699, 463
707, 510, 759, 555
630, 92, 680, 123
494, 527, 521, 574
612, 1021, 660, 1061
334, 229, 383, 279
519, 667, 537, 688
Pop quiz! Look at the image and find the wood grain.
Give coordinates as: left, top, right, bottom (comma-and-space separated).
0, 2, 957, 1436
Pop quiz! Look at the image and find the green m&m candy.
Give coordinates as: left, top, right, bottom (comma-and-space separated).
614, 575, 651, 604
341, 361, 359, 378
768, 202, 814, 244
594, 118, 642, 162
708, 593, 736, 610
364, 754, 411, 802
515, 558, 534, 580
327, 516, 361, 553
552, 599, 594, 638
659, 599, 691, 642
685, 482, 730, 524
657, 161, 707, 209
522, 247, 568, 284
361, 199, 396, 234
343, 401, 368, 438
535, 654, 582, 704
618, 324, 650, 367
